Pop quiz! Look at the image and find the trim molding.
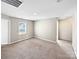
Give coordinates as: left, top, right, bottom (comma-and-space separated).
5, 36, 57, 45
35, 36, 57, 44
9, 37, 33, 44
72, 45, 77, 57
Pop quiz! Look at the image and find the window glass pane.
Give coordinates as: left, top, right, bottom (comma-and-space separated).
19, 22, 26, 34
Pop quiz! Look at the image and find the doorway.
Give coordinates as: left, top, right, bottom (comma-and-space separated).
57, 17, 73, 43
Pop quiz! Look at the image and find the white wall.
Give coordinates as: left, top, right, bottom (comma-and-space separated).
72, 12, 77, 55
1, 14, 11, 44
1, 18, 9, 44
1, 14, 34, 44
59, 17, 73, 42
35, 18, 57, 42
10, 17, 34, 43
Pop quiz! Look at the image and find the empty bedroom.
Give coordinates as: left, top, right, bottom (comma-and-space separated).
1, 0, 77, 59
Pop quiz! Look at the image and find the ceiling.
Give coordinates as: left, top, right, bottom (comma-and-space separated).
1, 0, 77, 20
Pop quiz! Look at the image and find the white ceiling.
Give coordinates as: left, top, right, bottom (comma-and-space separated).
1, 0, 76, 20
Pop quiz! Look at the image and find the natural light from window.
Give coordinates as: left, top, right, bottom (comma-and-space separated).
19, 22, 27, 35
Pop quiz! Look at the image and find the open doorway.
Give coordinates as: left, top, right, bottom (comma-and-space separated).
57, 17, 73, 44
56, 17, 77, 58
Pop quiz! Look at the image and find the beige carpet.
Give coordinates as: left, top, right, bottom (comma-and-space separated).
1, 38, 76, 59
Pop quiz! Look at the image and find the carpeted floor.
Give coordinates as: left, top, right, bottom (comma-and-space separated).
1, 38, 76, 59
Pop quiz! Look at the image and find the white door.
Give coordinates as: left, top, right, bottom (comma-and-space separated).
1, 19, 9, 44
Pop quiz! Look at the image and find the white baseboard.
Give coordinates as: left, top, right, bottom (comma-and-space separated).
1, 44, 8, 47
72, 46, 77, 57
9, 37, 33, 44
7, 36, 57, 45
35, 36, 57, 44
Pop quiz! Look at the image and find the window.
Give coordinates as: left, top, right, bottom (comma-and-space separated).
19, 22, 27, 35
